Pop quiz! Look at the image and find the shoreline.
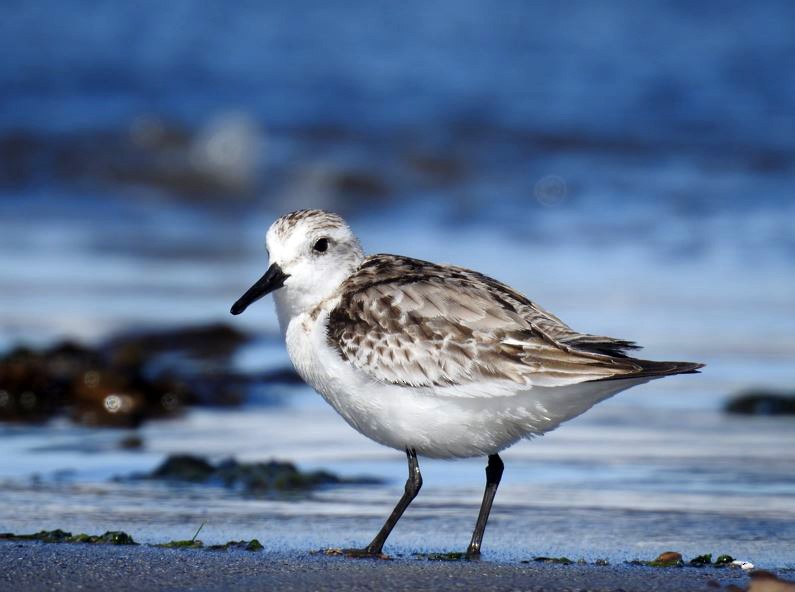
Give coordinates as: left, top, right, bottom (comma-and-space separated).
2, 541, 784, 592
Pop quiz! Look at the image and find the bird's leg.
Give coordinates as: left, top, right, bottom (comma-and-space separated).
343, 448, 422, 558
465, 453, 504, 559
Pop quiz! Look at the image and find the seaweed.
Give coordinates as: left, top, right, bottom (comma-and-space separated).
725, 391, 795, 415
323, 548, 390, 560
0, 323, 260, 427
0, 530, 136, 545
628, 552, 742, 568
413, 552, 467, 561
532, 556, 574, 565
207, 540, 263, 552
143, 454, 380, 495
594, 558, 610, 566
0, 523, 259, 553
627, 551, 683, 568
689, 554, 713, 566
157, 539, 204, 549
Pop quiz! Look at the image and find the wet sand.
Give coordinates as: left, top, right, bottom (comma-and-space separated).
0, 541, 769, 592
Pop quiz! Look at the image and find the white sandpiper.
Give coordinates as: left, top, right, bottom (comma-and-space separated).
231, 209, 703, 558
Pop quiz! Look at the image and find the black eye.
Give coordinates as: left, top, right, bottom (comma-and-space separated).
313, 238, 329, 253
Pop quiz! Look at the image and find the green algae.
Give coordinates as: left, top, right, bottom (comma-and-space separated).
157, 539, 205, 549
689, 554, 713, 566
157, 525, 260, 552
157, 539, 263, 551
0, 530, 136, 545
0, 525, 259, 552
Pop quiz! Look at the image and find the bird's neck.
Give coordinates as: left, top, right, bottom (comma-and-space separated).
273, 260, 359, 334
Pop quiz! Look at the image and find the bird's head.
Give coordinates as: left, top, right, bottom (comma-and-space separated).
231, 209, 364, 323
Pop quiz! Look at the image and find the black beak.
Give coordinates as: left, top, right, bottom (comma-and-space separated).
230, 263, 289, 315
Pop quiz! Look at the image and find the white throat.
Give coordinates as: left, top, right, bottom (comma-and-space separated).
272, 262, 356, 334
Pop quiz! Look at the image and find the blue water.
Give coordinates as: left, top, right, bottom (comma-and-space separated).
1, 0, 794, 568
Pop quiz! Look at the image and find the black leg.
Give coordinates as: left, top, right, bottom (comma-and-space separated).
466, 453, 504, 559
344, 448, 422, 557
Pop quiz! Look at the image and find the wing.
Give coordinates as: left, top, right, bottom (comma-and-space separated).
326, 255, 698, 394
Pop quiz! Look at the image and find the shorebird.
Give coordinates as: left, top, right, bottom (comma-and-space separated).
231, 209, 703, 558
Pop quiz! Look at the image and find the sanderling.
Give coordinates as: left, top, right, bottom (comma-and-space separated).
231, 209, 703, 558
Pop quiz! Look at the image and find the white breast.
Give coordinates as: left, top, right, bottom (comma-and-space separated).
282, 310, 647, 459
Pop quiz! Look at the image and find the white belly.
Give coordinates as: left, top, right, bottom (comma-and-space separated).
284, 311, 647, 459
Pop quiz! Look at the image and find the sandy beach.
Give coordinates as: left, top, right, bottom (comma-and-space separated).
1, 541, 774, 592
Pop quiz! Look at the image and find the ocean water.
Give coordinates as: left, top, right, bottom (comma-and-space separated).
1, 0, 794, 568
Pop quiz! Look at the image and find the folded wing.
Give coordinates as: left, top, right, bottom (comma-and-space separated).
326, 255, 702, 393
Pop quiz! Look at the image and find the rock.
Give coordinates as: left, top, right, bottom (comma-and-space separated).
734, 561, 756, 570
628, 551, 685, 568
649, 551, 684, 567
725, 391, 795, 415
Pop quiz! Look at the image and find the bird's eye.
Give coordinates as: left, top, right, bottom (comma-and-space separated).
312, 238, 329, 253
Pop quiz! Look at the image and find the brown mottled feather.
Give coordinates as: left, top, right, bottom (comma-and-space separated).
326, 255, 703, 389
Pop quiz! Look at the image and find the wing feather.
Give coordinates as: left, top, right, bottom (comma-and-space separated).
326, 255, 700, 394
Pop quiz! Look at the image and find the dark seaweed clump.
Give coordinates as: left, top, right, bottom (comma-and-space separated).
144, 454, 380, 495
725, 390, 795, 416
532, 556, 575, 565
626, 551, 739, 568
0, 323, 297, 427
0, 529, 262, 552
413, 552, 467, 561
0, 530, 136, 545
157, 539, 263, 552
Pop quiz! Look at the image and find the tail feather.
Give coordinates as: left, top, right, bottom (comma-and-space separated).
597, 359, 704, 382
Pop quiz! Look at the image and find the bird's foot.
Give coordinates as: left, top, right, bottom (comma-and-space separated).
324, 547, 390, 560
465, 548, 481, 561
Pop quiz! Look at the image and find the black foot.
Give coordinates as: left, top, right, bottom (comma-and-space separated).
325, 547, 389, 559
465, 548, 481, 561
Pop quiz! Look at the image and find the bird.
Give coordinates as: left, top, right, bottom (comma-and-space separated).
230, 209, 703, 559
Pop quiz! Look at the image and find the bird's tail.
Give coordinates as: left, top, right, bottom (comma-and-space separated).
597, 359, 704, 382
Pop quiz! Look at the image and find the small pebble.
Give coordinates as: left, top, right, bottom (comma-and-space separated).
732, 560, 754, 570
